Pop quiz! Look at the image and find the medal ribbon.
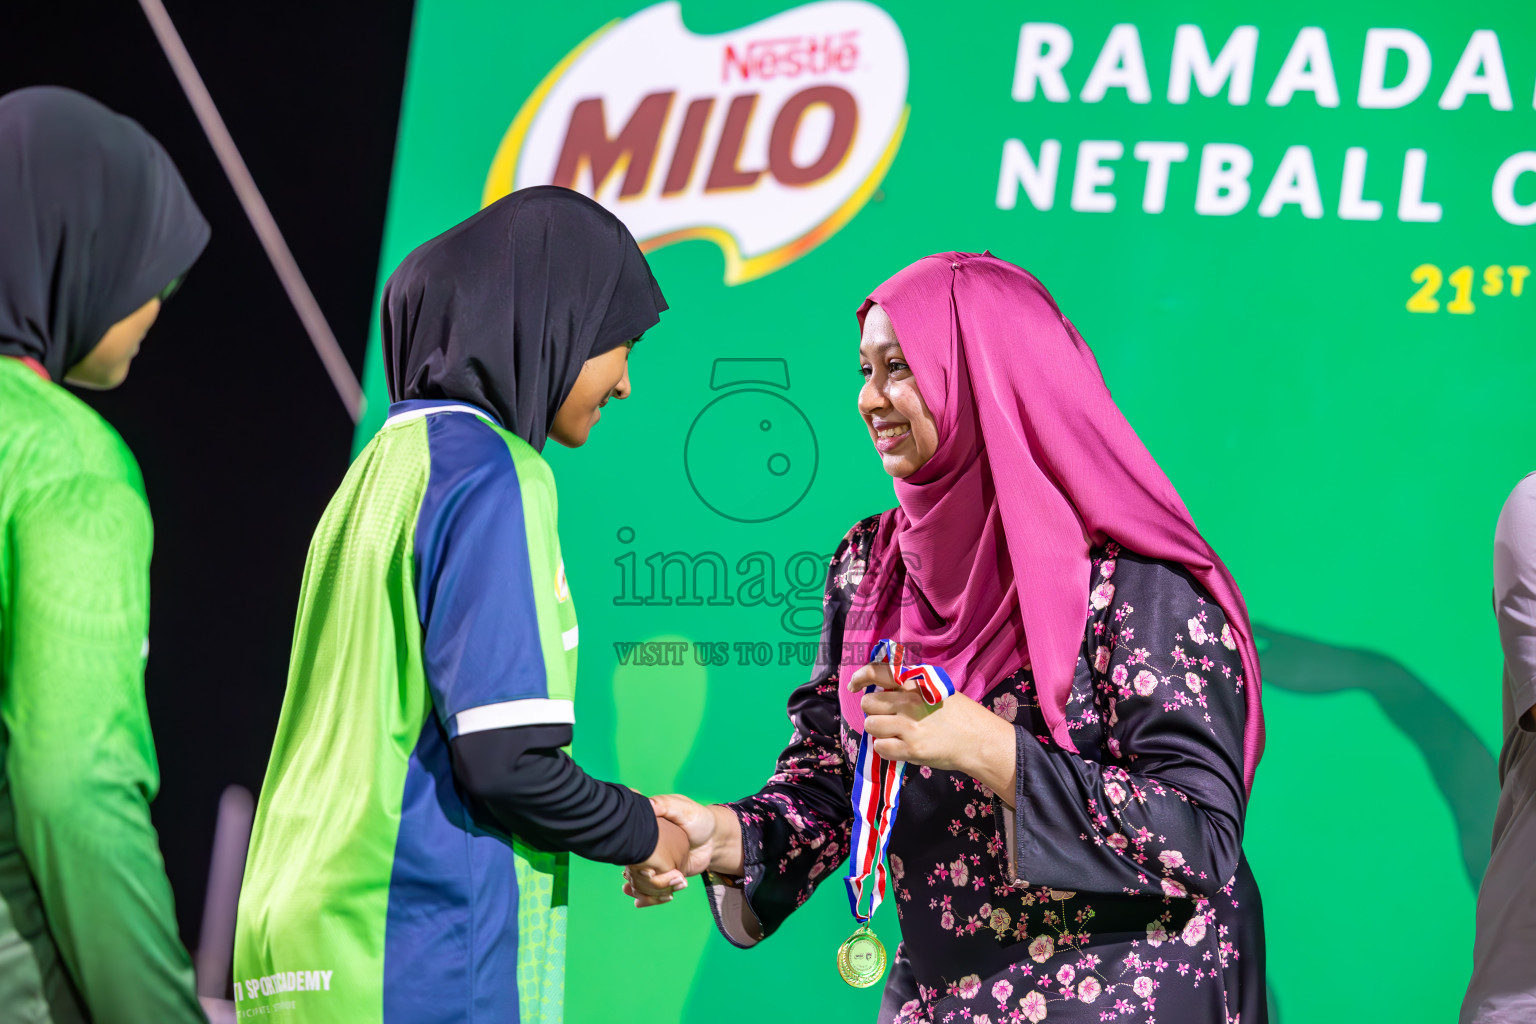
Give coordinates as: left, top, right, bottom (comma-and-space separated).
844, 639, 956, 923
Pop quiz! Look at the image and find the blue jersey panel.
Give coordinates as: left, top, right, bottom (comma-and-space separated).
415, 410, 550, 731
383, 719, 519, 1023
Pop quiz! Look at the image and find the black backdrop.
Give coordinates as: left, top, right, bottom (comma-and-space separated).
0, 0, 415, 948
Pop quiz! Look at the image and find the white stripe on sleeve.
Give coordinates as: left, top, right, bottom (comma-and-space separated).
454, 698, 576, 736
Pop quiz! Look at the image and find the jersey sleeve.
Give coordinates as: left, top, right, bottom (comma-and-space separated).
415, 415, 578, 737
2, 469, 204, 1023
450, 725, 659, 866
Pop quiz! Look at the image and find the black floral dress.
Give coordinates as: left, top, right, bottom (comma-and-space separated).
704, 516, 1266, 1024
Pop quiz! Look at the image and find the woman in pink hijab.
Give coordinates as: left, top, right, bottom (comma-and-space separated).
630, 253, 1267, 1024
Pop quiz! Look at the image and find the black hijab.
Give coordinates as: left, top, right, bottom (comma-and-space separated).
0, 86, 210, 381
382, 186, 667, 451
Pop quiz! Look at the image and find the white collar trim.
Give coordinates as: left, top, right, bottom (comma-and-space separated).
381, 403, 496, 430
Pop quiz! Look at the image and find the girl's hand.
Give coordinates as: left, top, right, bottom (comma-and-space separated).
624, 818, 692, 905
849, 662, 1018, 802
623, 796, 743, 907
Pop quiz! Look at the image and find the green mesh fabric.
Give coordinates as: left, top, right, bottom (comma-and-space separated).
235, 419, 435, 1022
514, 845, 569, 1024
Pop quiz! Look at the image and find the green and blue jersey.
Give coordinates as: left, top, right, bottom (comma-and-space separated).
235, 400, 579, 1023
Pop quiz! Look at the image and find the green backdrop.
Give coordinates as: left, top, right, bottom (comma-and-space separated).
355, 2, 1536, 1019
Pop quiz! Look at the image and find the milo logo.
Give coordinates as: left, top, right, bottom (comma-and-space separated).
483, 1, 910, 283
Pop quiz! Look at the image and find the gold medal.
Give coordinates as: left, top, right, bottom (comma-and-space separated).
836, 924, 887, 988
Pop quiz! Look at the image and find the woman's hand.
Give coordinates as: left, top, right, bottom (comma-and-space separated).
623, 795, 744, 907
849, 662, 1018, 805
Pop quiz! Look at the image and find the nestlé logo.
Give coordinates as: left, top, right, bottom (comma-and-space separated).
483, 1, 910, 283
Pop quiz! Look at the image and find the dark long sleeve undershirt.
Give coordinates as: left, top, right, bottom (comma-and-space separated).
449, 724, 659, 866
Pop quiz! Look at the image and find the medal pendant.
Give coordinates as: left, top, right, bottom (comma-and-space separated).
836, 924, 887, 988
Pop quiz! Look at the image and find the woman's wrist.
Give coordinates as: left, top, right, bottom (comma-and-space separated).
706, 803, 745, 877
961, 708, 1019, 808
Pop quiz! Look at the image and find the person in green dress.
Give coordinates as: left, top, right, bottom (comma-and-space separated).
0, 86, 211, 1022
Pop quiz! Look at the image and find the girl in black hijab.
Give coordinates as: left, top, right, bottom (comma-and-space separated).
0, 85, 208, 384
235, 187, 680, 1022
0, 87, 209, 1023
384, 184, 667, 449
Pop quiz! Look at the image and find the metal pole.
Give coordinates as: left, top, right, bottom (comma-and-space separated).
196, 784, 255, 1005
136, 0, 365, 422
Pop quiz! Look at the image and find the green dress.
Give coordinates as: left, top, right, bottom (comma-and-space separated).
0, 356, 203, 1022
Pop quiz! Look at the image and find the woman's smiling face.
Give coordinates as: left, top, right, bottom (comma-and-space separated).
858, 303, 938, 479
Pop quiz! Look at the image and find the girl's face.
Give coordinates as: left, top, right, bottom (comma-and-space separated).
858, 304, 938, 478
549, 342, 633, 448
65, 295, 161, 389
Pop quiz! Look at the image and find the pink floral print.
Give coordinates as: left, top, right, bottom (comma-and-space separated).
712, 522, 1259, 1024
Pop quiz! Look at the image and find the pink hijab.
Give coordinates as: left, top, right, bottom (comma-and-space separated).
836, 253, 1264, 795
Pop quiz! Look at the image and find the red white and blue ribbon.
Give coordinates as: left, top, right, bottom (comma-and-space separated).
844, 639, 955, 923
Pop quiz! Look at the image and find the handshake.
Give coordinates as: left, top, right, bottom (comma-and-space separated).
622, 795, 744, 907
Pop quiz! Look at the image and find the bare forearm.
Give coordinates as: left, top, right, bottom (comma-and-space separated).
959, 712, 1018, 809
706, 804, 746, 877
856, 680, 1018, 809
